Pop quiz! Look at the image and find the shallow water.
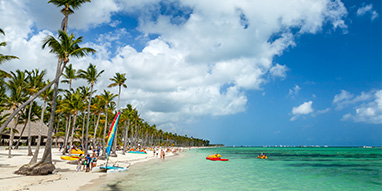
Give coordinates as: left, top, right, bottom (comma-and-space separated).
92, 147, 382, 191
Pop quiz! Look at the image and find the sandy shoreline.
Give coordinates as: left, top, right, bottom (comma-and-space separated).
0, 146, 180, 191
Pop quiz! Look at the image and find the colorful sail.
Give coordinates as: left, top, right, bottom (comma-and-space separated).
106, 111, 121, 158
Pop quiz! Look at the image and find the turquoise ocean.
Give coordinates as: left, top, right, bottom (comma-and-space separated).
91, 147, 382, 191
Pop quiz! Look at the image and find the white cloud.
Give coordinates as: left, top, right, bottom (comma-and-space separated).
0, 0, 349, 130
317, 108, 330, 114
341, 90, 382, 124
333, 90, 354, 110
292, 101, 314, 115
270, 64, 288, 79
290, 101, 314, 121
357, 4, 379, 21
288, 84, 301, 97
333, 90, 374, 110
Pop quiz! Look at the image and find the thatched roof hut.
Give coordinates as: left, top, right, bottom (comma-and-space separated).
1, 110, 49, 145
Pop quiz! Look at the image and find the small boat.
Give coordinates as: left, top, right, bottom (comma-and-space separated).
257, 155, 267, 159
92, 163, 130, 173
206, 157, 229, 161
128, 148, 147, 154
60, 156, 79, 161
94, 112, 128, 173
71, 149, 84, 155
206, 154, 229, 161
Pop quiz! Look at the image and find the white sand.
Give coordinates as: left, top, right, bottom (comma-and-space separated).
0, 146, 178, 191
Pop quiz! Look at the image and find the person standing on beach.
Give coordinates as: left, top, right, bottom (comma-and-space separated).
77, 154, 83, 172
85, 154, 91, 172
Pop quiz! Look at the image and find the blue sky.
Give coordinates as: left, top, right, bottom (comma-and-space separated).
1, 0, 381, 146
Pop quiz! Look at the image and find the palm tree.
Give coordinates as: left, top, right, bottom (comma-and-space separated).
48, 0, 91, 32
0, 28, 19, 65
62, 88, 83, 156
91, 96, 104, 147
130, 108, 140, 147
29, 81, 53, 164
0, 31, 95, 138
78, 63, 104, 155
108, 73, 127, 156
61, 63, 78, 90
5, 70, 27, 158
15, 31, 95, 175
25, 69, 46, 156
78, 86, 91, 146
99, 90, 116, 157
120, 105, 132, 154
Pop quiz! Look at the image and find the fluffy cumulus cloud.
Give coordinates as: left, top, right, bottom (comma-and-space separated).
334, 90, 382, 124
0, 0, 348, 130
356, 4, 379, 21
290, 101, 314, 121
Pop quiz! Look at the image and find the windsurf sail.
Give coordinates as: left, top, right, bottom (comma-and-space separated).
106, 111, 121, 159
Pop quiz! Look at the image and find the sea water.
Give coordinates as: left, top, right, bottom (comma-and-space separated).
93, 147, 382, 191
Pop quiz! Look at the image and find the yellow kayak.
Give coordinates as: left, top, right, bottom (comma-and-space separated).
60, 156, 79, 161
71, 149, 84, 154
257, 155, 267, 159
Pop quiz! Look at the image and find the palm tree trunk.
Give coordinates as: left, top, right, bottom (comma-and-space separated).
55, 113, 61, 148
62, 115, 71, 154
27, 101, 33, 156
36, 60, 63, 171
61, 8, 69, 32
81, 110, 85, 147
14, 120, 27, 149
29, 99, 47, 164
92, 112, 101, 148
122, 120, 130, 155
69, 114, 77, 155
8, 113, 19, 158
101, 106, 108, 157
111, 86, 121, 156
84, 85, 93, 156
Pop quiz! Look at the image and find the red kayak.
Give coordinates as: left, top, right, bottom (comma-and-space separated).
206, 157, 229, 161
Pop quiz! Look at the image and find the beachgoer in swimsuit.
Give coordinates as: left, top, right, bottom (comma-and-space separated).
91, 156, 97, 169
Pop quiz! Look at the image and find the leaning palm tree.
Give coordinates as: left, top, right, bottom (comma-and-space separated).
108, 73, 127, 156
15, 31, 95, 175
0, 32, 95, 137
78, 63, 104, 155
29, 80, 54, 164
48, 0, 91, 32
25, 69, 46, 156
5, 70, 28, 158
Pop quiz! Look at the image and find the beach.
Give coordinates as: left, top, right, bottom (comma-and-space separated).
0, 146, 177, 191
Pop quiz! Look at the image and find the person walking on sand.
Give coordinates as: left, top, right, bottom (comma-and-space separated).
162, 150, 165, 160
77, 154, 83, 172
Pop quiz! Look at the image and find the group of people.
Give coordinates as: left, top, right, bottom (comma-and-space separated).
153, 148, 166, 160
76, 149, 99, 172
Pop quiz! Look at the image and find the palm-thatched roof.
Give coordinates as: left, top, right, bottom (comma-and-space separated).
1, 110, 48, 138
